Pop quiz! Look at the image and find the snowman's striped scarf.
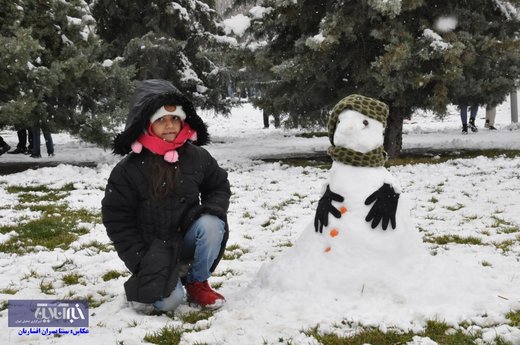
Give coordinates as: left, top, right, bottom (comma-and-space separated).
327, 145, 387, 167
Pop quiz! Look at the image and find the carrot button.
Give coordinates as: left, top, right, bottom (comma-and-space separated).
329, 229, 339, 237
324, 246, 331, 253
340, 206, 347, 214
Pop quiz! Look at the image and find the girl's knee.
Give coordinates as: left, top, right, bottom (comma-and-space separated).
198, 214, 225, 231
197, 214, 225, 242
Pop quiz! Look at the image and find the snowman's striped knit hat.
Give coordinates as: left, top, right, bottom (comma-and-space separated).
328, 94, 389, 145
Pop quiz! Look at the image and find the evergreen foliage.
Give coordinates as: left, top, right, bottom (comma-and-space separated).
233, 0, 520, 157
0, 0, 135, 147
92, 0, 232, 113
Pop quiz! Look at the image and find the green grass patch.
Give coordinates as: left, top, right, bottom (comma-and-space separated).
261, 219, 272, 227
242, 211, 254, 219
102, 270, 127, 282
223, 244, 249, 260
62, 273, 83, 286
127, 319, 140, 327
428, 196, 439, 203
273, 158, 332, 170
506, 310, 520, 327
491, 215, 514, 227
424, 235, 483, 246
493, 240, 516, 253
144, 325, 183, 345
74, 294, 104, 308
271, 194, 305, 212
22, 269, 41, 280
270, 149, 520, 170
211, 281, 223, 290
180, 309, 215, 324
78, 240, 113, 253
39, 280, 54, 295
213, 269, 236, 277
446, 203, 465, 211
6, 183, 76, 203
275, 241, 293, 248
498, 227, 520, 234
305, 320, 496, 345
0, 287, 18, 295
7, 185, 52, 194
6, 183, 75, 193
0, 217, 82, 254
296, 131, 328, 138
389, 149, 520, 167
0, 204, 100, 254
17, 191, 68, 203
0, 301, 8, 311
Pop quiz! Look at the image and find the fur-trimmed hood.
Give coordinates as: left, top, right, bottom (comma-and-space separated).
113, 79, 209, 155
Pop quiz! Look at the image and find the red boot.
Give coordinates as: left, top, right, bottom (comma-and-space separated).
186, 281, 225, 307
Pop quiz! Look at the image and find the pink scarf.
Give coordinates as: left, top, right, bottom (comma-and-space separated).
130, 122, 197, 163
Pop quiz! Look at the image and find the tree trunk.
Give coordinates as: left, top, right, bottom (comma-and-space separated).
274, 114, 281, 128
384, 106, 407, 159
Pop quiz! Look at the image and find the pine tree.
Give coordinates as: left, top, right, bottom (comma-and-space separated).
235, 0, 520, 157
92, 0, 231, 113
0, 0, 135, 147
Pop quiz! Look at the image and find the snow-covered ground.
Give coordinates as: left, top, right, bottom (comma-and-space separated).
0, 97, 519, 344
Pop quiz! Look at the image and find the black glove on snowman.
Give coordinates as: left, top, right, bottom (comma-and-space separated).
364, 183, 399, 230
314, 185, 344, 233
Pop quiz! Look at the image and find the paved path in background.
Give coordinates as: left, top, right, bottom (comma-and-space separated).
0, 161, 97, 175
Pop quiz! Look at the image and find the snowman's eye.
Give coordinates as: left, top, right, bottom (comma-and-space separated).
363, 120, 369, 126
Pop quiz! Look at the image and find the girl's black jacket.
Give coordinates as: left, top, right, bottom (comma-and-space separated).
102, 146, 230, 303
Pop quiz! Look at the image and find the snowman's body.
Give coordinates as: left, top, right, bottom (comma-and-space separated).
324, 162, 422, 259
322, 108, 424, 258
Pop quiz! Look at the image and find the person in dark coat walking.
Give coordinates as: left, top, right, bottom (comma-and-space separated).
102, 79, 230, 311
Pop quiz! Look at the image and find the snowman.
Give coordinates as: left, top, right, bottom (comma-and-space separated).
254, 94, 427, 294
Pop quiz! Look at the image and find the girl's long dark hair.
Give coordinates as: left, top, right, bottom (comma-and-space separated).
146, 153, 177, 200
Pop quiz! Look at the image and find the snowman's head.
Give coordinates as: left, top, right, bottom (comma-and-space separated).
333, 109, 384, 152
328, 94, 388, 150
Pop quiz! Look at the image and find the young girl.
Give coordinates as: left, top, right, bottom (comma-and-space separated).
102, 79, 230, 311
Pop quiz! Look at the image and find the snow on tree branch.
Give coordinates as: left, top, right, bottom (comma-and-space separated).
422, 29, 452, 51
179, 52, 203, 84
223, 14, 251, 37
305, 33, 325, 50
249, 6, 273, 19
167, 2, 189, 21
367, 0, 402, 18
493, 0, 520, 20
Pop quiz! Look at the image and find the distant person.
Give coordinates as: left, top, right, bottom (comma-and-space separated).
0, 136, 10, 155
459, 105, 478, 134
8, 128, 33, 154
485, 106, 497, 130
262, 108, 281, 129
102, 79, 230, 312
31, 126, 54, 158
